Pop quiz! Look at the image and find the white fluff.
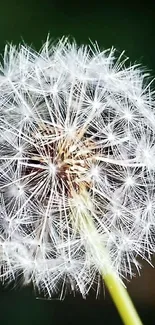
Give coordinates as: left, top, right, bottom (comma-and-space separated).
0, 37, 154, 297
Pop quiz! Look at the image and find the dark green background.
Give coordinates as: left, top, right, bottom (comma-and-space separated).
0, 0, 155, 71
0, 1, 155, 324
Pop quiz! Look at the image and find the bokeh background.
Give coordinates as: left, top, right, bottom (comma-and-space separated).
0, 0, 155, 324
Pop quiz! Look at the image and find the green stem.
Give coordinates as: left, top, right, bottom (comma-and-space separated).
103, 272, 143, 325
70, 190, 144, 325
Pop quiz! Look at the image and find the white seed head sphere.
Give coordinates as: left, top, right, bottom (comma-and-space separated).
0, 38, 154, 297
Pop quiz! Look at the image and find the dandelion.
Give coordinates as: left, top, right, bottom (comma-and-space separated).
0, 37, 155, 325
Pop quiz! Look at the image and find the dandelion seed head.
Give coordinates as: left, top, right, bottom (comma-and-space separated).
0, 37, 154, 297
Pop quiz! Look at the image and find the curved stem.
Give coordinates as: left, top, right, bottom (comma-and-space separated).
69, 190, 144, 325
103, 272, 143, 325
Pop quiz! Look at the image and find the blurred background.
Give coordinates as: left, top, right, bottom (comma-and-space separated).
0, 0, 155, 324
